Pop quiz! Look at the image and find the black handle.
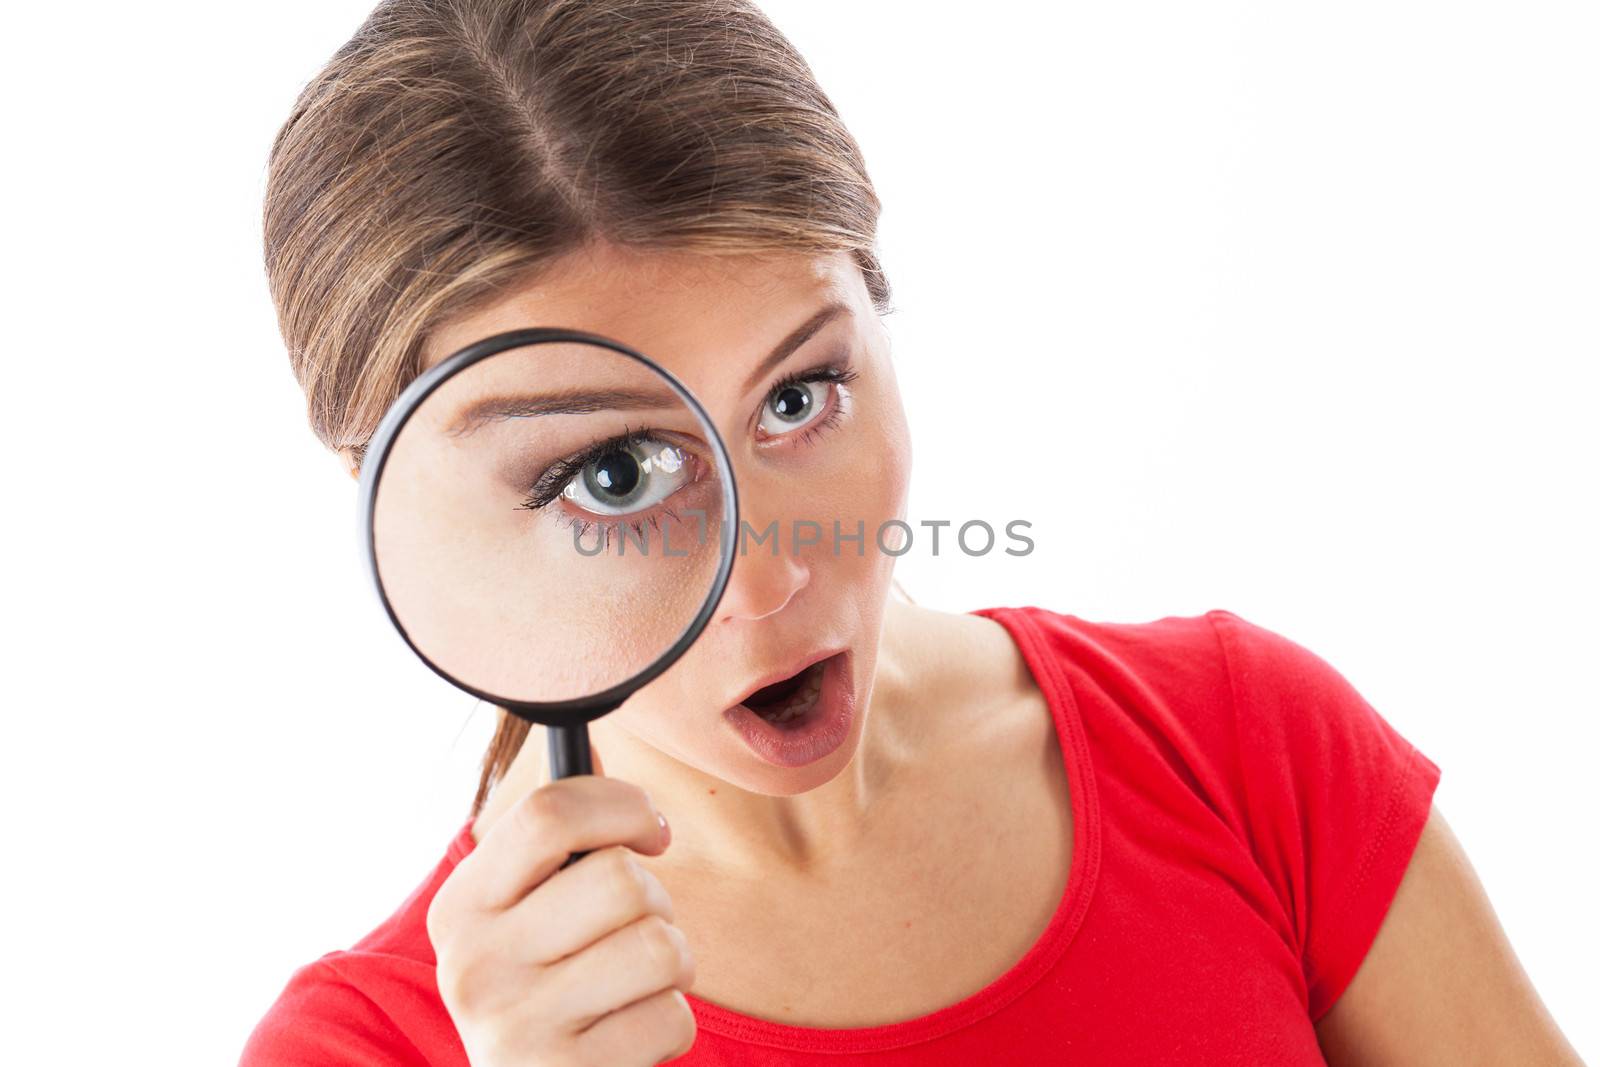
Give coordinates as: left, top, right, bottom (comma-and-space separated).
549, 722, 593, 870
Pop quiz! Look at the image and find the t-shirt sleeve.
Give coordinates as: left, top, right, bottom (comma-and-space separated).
1205, 608, 1442, 1022
239, 958, 428, 1066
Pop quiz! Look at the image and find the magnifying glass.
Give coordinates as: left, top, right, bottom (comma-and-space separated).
356, 329, 739, 865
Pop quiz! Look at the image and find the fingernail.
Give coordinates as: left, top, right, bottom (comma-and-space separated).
657, 811, 672, 848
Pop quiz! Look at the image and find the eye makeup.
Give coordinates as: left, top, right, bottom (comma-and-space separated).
515, 424, 712, 549
518, 425, 674, 511
756, 358, 859, 448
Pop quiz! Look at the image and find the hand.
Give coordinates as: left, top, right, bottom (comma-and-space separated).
427, 749, 696, 1066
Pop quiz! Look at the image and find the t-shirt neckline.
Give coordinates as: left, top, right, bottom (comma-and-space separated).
445, 604, 1103, 1054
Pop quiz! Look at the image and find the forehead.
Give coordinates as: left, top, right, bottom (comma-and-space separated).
420, 243, 865, 378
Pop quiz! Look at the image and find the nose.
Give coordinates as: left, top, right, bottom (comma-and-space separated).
713, 473, 814, 623
715, 539, 810, 622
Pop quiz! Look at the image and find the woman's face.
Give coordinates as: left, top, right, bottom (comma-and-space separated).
412, 242, 912, 795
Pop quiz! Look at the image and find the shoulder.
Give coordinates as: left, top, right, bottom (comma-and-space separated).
996, 602, 1420, 756
929, 604, 1445, 1022
991, 602, 1440, 854
239, 953, 431, 1066
1014, 604, 1443, 1012
987, 603, 1229, 681
977, 603, 1237, 729
1200, 607, 1439, 794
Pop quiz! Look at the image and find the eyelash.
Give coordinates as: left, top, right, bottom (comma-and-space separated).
517, 424, 657, 512
765, 361, 858, 447
515, 361, 860, 543
558, 505, 684, 553
516, 424, 667, 551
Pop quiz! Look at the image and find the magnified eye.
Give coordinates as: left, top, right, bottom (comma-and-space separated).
759, 379, 830, 436
560, 437, 689, 516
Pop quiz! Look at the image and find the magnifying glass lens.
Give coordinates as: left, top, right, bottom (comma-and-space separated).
370, 340, 729, 706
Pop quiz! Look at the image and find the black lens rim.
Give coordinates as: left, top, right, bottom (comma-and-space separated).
356, 328, 741, 727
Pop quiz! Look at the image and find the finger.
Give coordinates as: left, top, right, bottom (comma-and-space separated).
547, 913, 697, 1029
575, 988, 698, 1066
497, 844, 675, 964
455, 775, 667, 913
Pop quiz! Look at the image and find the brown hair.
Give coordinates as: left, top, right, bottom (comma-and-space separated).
263, 0, 894, 815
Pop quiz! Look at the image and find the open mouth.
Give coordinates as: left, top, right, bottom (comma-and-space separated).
725, 649, 855, 767
740, 655, 829, 728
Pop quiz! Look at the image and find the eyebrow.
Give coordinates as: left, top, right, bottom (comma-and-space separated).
739, 301, 852, 395
443, 300, 853, 436
444, 386, 680, 437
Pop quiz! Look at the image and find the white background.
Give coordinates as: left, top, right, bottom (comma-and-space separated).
4, 1, 1595, 1062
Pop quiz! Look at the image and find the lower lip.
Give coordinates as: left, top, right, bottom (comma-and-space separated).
723, 651, 855, 768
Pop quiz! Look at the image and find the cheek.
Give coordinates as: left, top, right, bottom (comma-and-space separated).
813, 392, 912, 565
855, 389, 912, 522
879, 404, 913, 515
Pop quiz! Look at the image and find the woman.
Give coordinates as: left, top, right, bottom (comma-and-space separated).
242, 1, 1583, 1064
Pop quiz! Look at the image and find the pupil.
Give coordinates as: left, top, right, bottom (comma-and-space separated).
592, 450, 641, 499
775, 385, 810, 420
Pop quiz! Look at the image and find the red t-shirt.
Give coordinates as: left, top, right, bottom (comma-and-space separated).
241, 605, 1441, 1065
